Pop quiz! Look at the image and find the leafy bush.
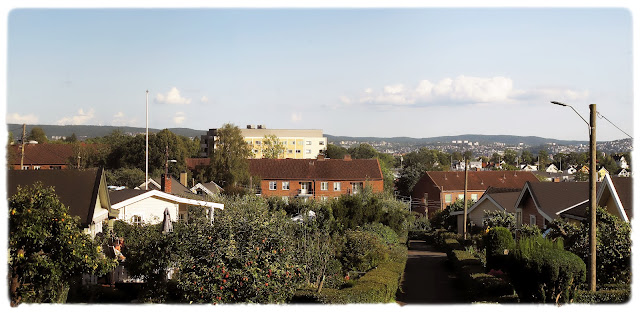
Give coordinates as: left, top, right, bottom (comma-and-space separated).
342, 230, 388, 272
409, 212, 431, 231
484, 227, 514, 271
361, 222, 400, 245
483, 211, 515, 231
507, 236, 585, 304
574, 289, 630, 303
560, 208, 631, 285
9, 183, 117, 306
518, 224, 542, 238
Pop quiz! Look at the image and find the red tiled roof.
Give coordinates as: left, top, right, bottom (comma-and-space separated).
8, 144, 74, 166
249, 158, 383, 181
426, 171, 538, 191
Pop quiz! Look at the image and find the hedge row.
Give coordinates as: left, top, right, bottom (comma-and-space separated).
449, 249, 514, 302
573, 288, 630, 303
313, 246, 408, 304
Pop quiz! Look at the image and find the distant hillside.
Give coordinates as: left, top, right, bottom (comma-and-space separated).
7, 124, 601, 146
326, 134, 588, 146
6, 124, 206, 140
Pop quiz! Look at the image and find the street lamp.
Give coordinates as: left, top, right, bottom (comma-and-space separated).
552, 100, 597, 292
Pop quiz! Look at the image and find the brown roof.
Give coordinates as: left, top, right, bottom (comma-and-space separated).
8, 143, 74, 166
249, 158, 383, 181
522, 181, 600, 220
186, 158, 210, 171
488, 192, 522, 213
426, 171, 538, 192
610, 176, 633, 219
7, 168, 105, 227
109, 189, 149, 205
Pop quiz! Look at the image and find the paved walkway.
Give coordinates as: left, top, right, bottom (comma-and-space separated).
396, 240, 469, 305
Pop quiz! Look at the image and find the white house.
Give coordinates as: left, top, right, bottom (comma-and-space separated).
545, 164, 559, 173
110, 189, 224, 224
614, 155, 630, 170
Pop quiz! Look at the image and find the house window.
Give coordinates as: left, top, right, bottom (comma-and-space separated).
281, 141, 287, 145
22, 166, 29, 170
458, 194, 464, 200
132, 215, 143, 226
295, 149, 301, 153
253, 149, 259, 153
269, 181, 277, 190
471, 194, 478, 201
529, 214, 536, 226
320, 182, 328, 191
50, 166, 62, 170
321, 196, 328, 201
306, 141, 312, 145
33, 166, 41, 170
255, 140, 262, 145
444, 194, 452, 203
516, 211, 523, 226
282, 181, 290, 190
334, 182, 341, 191
287, 149, 293, 154
305, 149, 311, 154
179, 213, 186, 221
319, 141, 325, 145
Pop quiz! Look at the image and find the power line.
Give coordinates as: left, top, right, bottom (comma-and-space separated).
596, 111, 633, 139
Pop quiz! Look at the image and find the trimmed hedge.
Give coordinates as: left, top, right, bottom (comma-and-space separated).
314, 246, 408, 304
507, 236, 585, 304
574, 288, 630, 303
484, 227, 514, 271
449, 249, 514, 302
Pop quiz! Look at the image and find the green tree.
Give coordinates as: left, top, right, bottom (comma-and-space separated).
396, 163, 427, 196
27, 127, 48, 143
537, 149, 549, 168
503, 149, 517, 165
520, 150, 534, 165
207, 123, 252, 187
325, 143, 348, 159
348, 143, 378, 159
106, 168, 146, 188
463, 150, 473, 161
65, 133, 79, 143
261, 134, 285, 159
9, 183, 117, 306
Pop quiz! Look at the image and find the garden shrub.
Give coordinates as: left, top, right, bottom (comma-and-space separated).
483, 210, 515, 231
362, 222, 400, 245
343, 230, 388, 272
484, 227, 514, 271
507, 236, 585, 304
518, 224, 542, 238
469, 273, 515, 300
574, 287, 630, 303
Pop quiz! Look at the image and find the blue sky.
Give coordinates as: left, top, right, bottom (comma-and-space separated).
5, 7, 634, 141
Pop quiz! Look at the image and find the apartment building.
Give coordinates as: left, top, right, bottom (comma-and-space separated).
200, 125, 327, 159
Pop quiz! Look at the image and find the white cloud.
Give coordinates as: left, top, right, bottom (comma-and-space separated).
200, 96, 209, 103
291, 112, 302, 122
173, 112, 186, 125
155, 87, 192, 105
114, 112, 124, 118
57, 108, 95, 125
6, 113, 39, 124
340, 75, 587, 109
112, 111, 137, 126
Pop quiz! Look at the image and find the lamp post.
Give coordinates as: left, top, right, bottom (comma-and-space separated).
552, 101, 597, 292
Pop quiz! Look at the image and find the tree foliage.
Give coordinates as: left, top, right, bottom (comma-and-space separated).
261, 134, 285, 159
27, 127, 48, 143
325, 144, 348, 159
205, 124, 253, 187
106, 168, 146, 188
9, 183, 117, 306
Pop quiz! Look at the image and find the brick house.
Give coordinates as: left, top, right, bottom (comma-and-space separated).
513, 181, 600, 228
249, 155, 383, 201
410, 171, 538, 216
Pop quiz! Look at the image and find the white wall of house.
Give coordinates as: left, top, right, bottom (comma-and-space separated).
84, 193, 110, 238
118, 196, 180, 225
456, 199, 503, 234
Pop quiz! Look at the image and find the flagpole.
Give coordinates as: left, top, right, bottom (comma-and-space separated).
145, 90, 149, 190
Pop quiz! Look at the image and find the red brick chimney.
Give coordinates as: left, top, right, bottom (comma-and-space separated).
317, 154, 325, 161
343, 154, 352, 161
161, 174, 172, 193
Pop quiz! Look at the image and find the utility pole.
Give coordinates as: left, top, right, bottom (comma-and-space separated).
20, 124, 26, 170
146, 90, 149, 190
589, 103, 597, 292
463, 158, 469, 240
164, 144, 169, 177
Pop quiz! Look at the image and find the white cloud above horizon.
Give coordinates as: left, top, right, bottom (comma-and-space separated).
339, 75, 589, 108
155, 87, 192, 105
112, 111, 137, 126
200, 96, 209, 103
291, 112, 302, 122
56, 108, 95, 125
173, 111, 186, 125
7, 113, 39, 124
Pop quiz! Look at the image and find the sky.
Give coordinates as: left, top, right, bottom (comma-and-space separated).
3, 3, 636, 142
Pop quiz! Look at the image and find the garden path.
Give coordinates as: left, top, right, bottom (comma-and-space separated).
396, 239, 469, 305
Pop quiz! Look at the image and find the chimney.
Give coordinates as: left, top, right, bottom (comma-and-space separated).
317, 154, 325, 161
343, 154, 352, 161
161, 174, 172, 194
180, 171, 188, 187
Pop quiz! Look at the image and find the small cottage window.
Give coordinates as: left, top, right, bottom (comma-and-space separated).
132, 215, 143, 226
